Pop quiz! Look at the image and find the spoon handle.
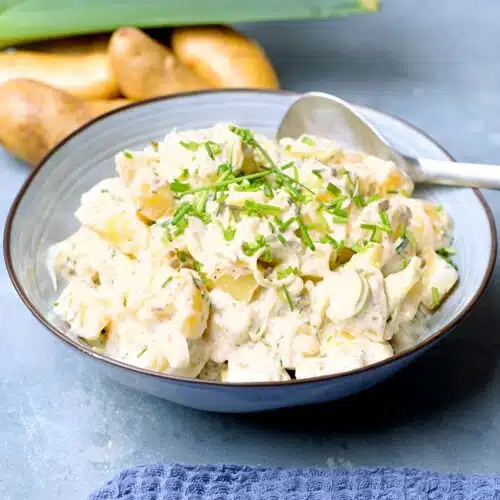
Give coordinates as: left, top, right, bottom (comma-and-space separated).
408, 157, 500, 189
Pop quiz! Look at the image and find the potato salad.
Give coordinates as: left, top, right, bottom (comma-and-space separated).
47, 123, 458, 382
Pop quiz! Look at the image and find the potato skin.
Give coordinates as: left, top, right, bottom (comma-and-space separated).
0, 35, 119, 99
171, 25, 279, 89
109, 27, 212, 99
0, 79, 129, 166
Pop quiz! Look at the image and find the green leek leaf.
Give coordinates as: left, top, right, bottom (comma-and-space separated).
0, 0, 380, 48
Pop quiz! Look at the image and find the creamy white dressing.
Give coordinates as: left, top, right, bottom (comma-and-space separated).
47, 124, 458, 383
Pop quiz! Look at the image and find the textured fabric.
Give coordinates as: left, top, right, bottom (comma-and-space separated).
89, 463, 500, 500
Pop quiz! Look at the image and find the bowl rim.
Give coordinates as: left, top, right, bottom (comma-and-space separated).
4, 88, 497, 388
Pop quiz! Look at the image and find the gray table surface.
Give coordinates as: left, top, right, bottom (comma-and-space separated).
2, 1, 500, 499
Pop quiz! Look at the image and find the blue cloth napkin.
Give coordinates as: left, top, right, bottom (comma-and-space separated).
89, 463, 500, 499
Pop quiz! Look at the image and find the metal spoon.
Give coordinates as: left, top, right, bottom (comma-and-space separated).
277, 91, 500, 189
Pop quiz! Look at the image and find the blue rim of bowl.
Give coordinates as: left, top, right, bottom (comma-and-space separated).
3, 89, 497, 388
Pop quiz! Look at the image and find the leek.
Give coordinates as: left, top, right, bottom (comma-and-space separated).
0, 0, 380, 49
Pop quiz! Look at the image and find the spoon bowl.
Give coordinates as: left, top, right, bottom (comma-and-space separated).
278, 91, 500, 190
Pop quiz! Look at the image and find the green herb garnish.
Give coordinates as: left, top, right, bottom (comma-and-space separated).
137, 346, 148, 358
312, 170, 323, 180
327, 183, 342, 197
229, 125, 313, 194
180, 140, 201, 151
151, 141, 159, 151
277, 234, 286, 244
205, 140, 221, 160
282, 285, 294, 311
378, 210, 392, 233
243, 200, 281, 217
223, 226, 236, 241
242, 235, 268, 257
171, 203, 192, 226
332, 216, 348, 224
296, 216, 315, 251
161, 277, 173, 288
351, 242, 374, 253
277, 266, 299, 280
181, 169, 272, 195
300, 135, 316, 147
170, 179, 191, 193
123, 151, 133, 159
431, 286, 440, 308
320, 235, 344, 251
366, 194, 380, 204
436, 247, 457, 268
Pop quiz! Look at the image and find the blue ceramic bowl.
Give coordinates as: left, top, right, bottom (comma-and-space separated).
4, 90, 496, 412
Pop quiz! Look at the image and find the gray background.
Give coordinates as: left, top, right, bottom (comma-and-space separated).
1, 1, 499, 498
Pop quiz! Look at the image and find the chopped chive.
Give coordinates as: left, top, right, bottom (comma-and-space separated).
171, 203, 191, 226
196, 191, 209, 214
191, 209, 211, 225
327, 183, 342, 197
263, 180, 274, 199
378, 211, 392, 232
312, 170, 323, 180
370, 228, 382, 243
223, 226, 236, 241
436, 247, 457, 269
243, 200, 281, 217
401, 190, 411, 198
161, 277, 173, 288
436, 247, 456, 256
282, 285, 294, 311
431, 286, 440, 308
181, 169, 272, 195
300, 135, 316, 147
151, 141, 159, 151
205, 140, 221, 160
137, 346, 148, 358
281, 161, 295, 171
435, 204, 444, 212
229, 126, 314, 194
315, 205, 330, 232
352, 194, 365, 208
332, 216, 348, 224
277, 266, 299, 279
320, 235, 344, 251
170, 179, 191, 193
277, 234, 286, 244
242, 235, 268, 257
296, 216, 315, 251
180, 140, 201, 151
53, 301, 59, 307
360, 223, 377, 231
351, 242, 373, 253
366, 194, 380, 204
123, 151, 133, 159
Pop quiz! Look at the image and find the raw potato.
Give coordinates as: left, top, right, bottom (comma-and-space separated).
171, 25, 279, 89
0, 35, 119, 99
109, 27, 212, 99
0, 79, 130, 166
